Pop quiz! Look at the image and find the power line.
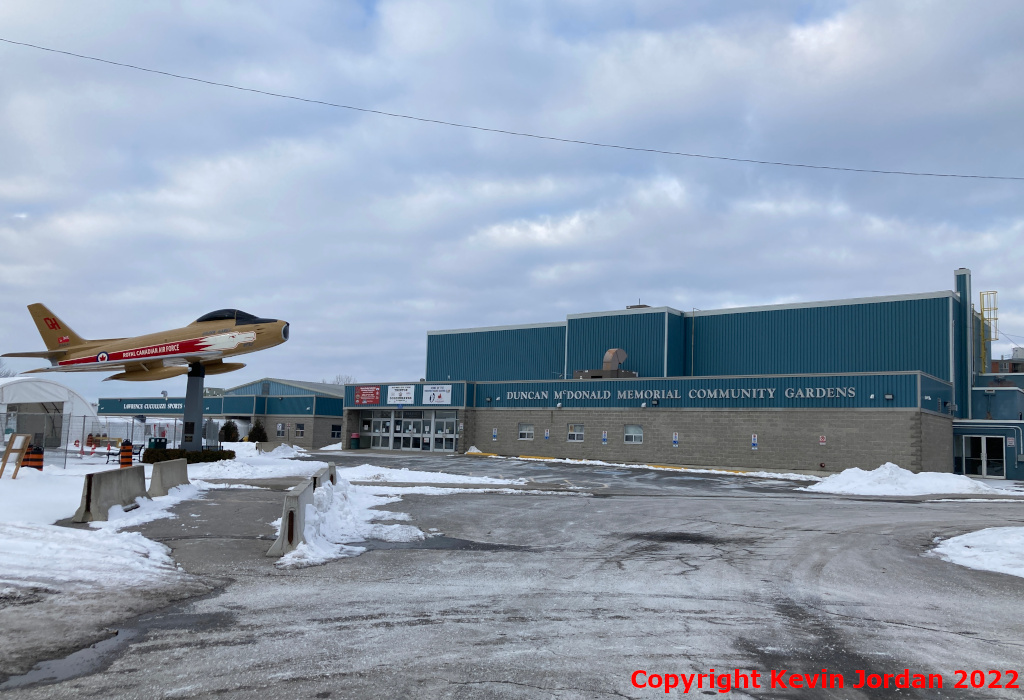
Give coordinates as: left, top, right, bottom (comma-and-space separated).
2, 36, 1022, 182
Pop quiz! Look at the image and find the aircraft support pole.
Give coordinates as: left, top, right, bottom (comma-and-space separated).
182, 362, 206, 452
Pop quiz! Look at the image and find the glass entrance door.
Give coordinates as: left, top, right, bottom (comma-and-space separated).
963, 436, 1005, 478
362, 410, 458, 452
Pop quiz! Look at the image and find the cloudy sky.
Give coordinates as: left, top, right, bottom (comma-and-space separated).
2, 0, 1023, 402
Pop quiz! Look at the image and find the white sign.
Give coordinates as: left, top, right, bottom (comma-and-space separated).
819, 435, 826, 445
387, 385, 415, 404
1009, 437, 1016, 447
423, 384, 452, 405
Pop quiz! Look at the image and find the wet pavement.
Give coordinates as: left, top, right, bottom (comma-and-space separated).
3, 452, 1024, 698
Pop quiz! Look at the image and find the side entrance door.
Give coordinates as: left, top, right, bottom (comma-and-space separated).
963, 436, 1005, 478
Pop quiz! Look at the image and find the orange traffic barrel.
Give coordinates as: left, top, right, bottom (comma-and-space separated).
120, 440, 133, 469
22, 446, 44, 471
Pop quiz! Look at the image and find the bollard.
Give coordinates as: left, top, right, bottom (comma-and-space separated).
119, 440, 133, 469
22, 446, 44, 471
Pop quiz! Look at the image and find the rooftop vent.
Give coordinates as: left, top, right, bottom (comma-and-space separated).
603, 348, 628, 370
573, 348, 638, 380
626, 304, 650, 309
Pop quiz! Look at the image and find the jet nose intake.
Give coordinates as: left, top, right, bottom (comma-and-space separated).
282, 323, 290, 341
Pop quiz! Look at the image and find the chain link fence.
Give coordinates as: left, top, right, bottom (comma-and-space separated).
1, 413, 225, 468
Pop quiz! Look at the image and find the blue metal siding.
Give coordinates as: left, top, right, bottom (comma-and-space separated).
477, 373, 928, 410
919, 374, 953, 415
222, 396, 255, 415
315, 397, 345, 416
687, 297, 951, 380
264, 396, 315, 416
566, 312, 666, 378
666, 312, 685, 377
426, 325, 566, 381
972, 388, 1024, 421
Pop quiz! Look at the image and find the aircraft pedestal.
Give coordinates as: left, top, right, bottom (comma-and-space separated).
182, 363, 206, 452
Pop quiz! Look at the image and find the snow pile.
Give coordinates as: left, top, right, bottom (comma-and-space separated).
0, 466, 90, 525
0, 523, 181, 588
189, 455, 326, 480
933, 527, 1024, 579
278, 479, 423, 569
337, 463, 526, 485
504, 455, 819, 482
466, 446, 483, 453
317, 442, 345, 451
803, 462, 1002, 496
220, 441, 260, 458
267, 444, 306, 458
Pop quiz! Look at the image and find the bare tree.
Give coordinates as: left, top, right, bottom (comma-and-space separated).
0, 359, 17, 378
322, 373, 355, 385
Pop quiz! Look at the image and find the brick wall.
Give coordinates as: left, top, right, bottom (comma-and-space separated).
465, 408, 952, 473
919, 411, 954, 472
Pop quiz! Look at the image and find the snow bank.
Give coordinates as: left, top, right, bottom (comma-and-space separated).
277, 479, 423, 569
0, 523, 181, 589
0, 466, 89, 525
466, 446, 483, 453
503, 455, 819, 482
317, 442, 345, 451
337, 463, 526, 485
802, 462, 1002, 496
188, 456, 326, 480
933, 527, 1024, 579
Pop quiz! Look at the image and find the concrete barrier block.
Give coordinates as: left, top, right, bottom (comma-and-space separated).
266, 479, 314, 557
148, 458, 189, 498
72, 466, 147, 523
311, 463, 338, 489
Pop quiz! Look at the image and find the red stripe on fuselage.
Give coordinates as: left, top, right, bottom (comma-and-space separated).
58, 337, 212, 366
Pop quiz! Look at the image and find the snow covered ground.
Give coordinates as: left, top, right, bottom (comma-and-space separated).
932, 527, 1024, 580
802, 462, 1021, 496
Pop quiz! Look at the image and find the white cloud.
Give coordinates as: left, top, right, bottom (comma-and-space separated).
1, 1, 1023, 399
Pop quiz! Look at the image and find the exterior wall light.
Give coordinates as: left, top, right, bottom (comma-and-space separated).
884, 393, 894, 400
556, 402, 562, 408
486, 397, 491, 403
651, 399, 659, 406
641, 402, 647, 408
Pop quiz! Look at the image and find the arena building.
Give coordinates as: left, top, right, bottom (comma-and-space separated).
98, 378, 345, 451
338, 268, 1020, 479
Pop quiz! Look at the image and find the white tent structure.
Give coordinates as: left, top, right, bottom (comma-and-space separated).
0, 377, 97, 449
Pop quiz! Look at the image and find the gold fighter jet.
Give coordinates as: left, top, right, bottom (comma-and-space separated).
2, 304, 289, 381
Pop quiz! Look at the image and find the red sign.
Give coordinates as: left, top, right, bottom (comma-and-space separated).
354, 386, 381, 405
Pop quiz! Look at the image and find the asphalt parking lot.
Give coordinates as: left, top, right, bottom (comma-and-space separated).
4, 452, 1024, 699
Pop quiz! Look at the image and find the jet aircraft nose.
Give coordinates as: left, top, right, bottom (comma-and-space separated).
282, 322, 289, 341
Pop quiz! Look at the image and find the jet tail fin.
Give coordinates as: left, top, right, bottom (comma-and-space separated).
27, 303, 87, 351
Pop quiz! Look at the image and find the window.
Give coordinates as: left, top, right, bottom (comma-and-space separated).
332, 425, 343, 439
624, 425, 643, 444
518, 423, 534, 440
276, 423, 285, 437
295, 423, 305, 437
568, 424, 584, 442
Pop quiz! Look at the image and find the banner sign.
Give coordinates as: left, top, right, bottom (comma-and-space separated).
387, 385, 415, 405
354, 386, 381, 405
423, 385, 452, 405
